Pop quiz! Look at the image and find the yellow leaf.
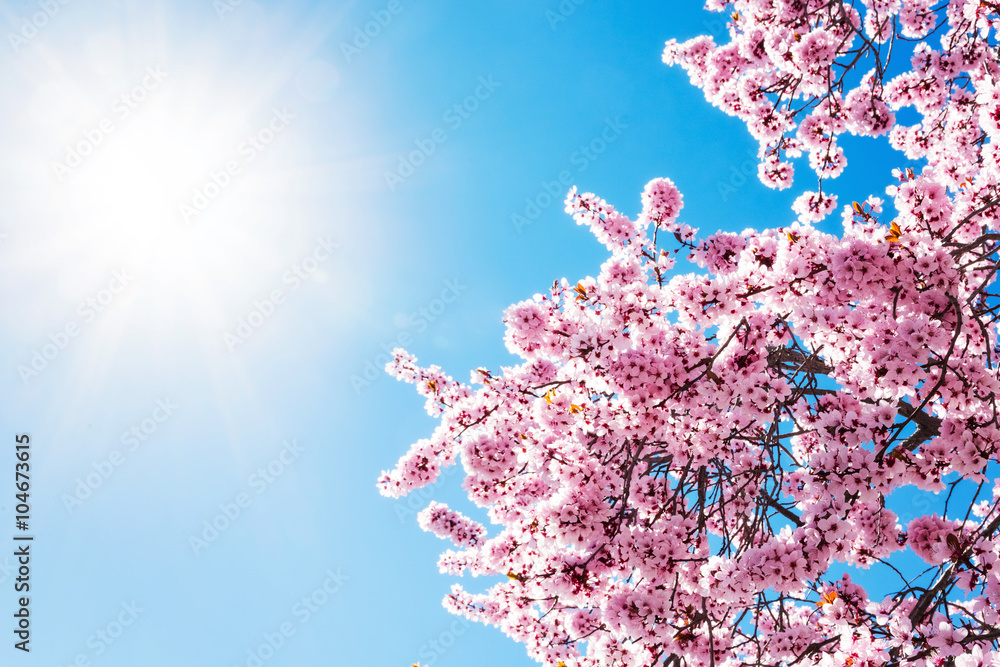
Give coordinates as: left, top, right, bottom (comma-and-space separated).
816, 591, 838, 606
886, 222, 901, 243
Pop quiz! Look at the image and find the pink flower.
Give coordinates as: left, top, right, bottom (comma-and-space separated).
639, 177, 684, 229
792, 190, 838, 223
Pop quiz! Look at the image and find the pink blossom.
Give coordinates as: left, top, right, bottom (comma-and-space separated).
418, 501, 486, 548
381, 4, 1000, 665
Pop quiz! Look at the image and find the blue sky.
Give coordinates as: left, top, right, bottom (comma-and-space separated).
0, 1, 931, 666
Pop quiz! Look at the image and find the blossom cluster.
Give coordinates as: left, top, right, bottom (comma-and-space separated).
380, 167, 1000, 666
665, 0, 1000, 230
379, 2, 1000, 666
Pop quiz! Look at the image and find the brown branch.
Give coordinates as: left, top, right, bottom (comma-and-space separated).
766, 348, 833, 374
895, 399, 942, 434
908, 511, 1000, 626
766, 348, 944, 457
759, 490, 804, 528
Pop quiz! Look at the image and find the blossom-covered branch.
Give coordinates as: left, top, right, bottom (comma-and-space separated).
380, 2, 1000, 666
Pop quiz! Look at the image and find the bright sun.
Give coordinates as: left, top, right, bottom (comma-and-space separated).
23, 58, 321, 339
4, 9, 348, 375
54, 84, 258, 280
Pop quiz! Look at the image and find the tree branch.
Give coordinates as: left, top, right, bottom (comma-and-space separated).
908, 511, 1000, 626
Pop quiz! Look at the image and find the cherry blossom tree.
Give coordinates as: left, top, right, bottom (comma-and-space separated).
380, 2, 1000, 666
